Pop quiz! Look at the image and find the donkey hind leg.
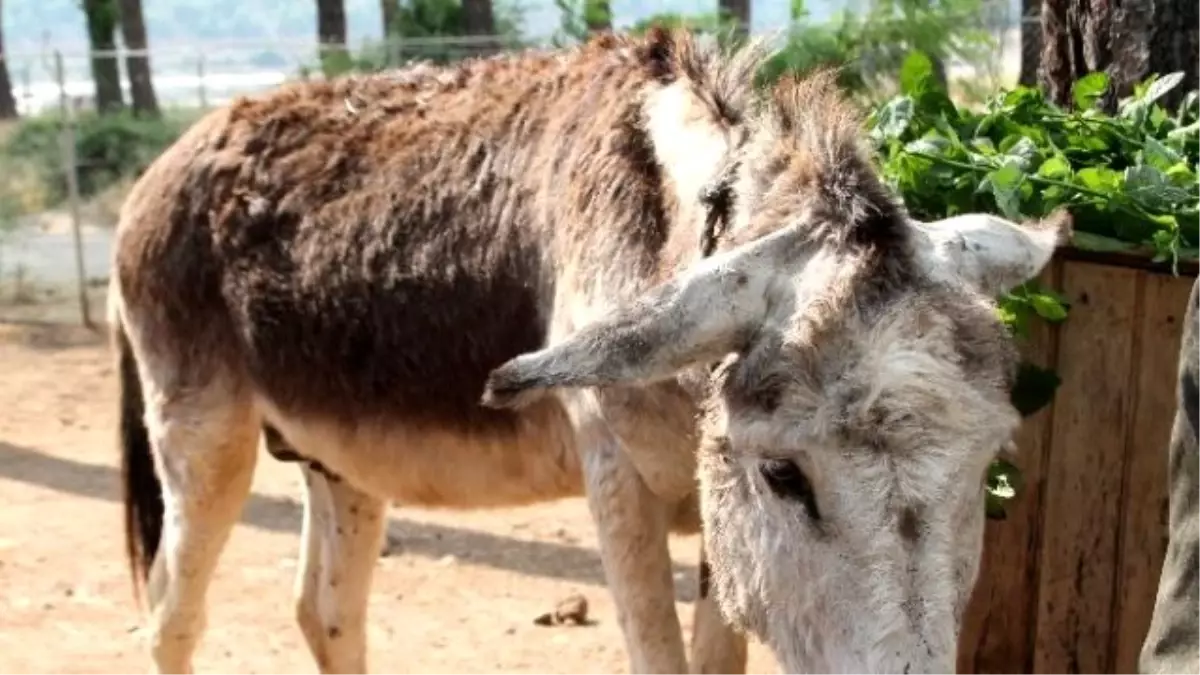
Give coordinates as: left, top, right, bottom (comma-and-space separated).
143, 378, 259, 674
294, 463, 387, 674
689, 544, 748, 674
570, 394, 689, 673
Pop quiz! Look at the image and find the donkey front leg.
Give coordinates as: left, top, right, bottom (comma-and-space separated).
294, 464, 387, 674
570, 395, 689, 673
689, 544, 748, 674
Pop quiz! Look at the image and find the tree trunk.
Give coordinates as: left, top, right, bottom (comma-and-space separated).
1019, 0, 1040, 86
719, 0, 751, 36
379, 0, 400, 67
83, 0, 124, 113
0, 0, 19, 119
1107, 0, 1199, 111
316, 0, 349, 76
118, 0, 158, 117
1040, 0, 1196, 112
584, 0, 611, 32
462, 0, 495, 36
380, 0, 400, 35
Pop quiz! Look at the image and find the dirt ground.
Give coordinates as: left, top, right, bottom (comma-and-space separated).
0, 313, 778, 674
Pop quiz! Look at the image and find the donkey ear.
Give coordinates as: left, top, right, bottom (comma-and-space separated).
480, 227, 806, 409
912, 209, 1072, 296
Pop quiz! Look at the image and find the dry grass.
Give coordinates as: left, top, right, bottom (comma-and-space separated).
82, 175, 136, 227
0, 118, 19, 145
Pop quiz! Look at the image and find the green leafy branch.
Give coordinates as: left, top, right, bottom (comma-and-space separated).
865, 52, 1199, 519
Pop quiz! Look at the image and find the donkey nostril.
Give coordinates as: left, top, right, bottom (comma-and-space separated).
759, 459, 821, 520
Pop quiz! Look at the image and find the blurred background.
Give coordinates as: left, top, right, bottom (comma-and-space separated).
0, 0, 1193, 322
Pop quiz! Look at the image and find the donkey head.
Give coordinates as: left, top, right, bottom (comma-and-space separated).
482, 70, 1069, 673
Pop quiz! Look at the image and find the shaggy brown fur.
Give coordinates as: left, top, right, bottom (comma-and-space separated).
114, 30, 768, 434
113, 27, 773, 585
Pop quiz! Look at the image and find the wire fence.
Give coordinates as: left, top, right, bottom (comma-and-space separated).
0, 11, 1040, 326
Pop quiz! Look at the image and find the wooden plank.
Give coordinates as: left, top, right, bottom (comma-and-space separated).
957, 260, 1063, 673
1110, 272, 1197, 671
1034, 261, 1142, 673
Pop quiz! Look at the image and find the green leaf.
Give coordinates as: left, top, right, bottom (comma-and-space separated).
875, 96, 915, 140
1030, 293, 1069, 322
1002, 86, 1046, 119
986, 458, 1024, 520
970, 137, 997, 156
989, 160, 1025, 218
985, 491, 1009, 520
1038, 155, 1072, 180
1178, 91, 1199, 123
1125, 165, 1192, 209
1011, 362, 1062, 417
1144, 136, 1182, 170
1072, 72, 1109, 110
900, 51, 935, 95
1077, 166, 1121, 193
1165, 161, 1197, 186
1071, 231, 1141, 253
1142, 72, 1186, 106
988, 456, 1024, 497
1004, 136, 1039, 170
904, 137, 948, 156
1166, 120, 1199, 143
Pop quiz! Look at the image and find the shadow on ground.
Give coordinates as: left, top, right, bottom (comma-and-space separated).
0, 440, 700, 600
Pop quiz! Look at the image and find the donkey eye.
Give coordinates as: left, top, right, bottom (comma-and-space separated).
759, 459, 821, 520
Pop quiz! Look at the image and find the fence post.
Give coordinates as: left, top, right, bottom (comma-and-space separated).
197, 52, 208, 108
54, 50, 92, 329
388, 34, 401, 67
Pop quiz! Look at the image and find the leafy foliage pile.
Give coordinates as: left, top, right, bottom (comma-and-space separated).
862, 52, 1200, 516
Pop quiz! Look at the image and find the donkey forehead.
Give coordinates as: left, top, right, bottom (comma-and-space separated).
717, 285, 1020, 454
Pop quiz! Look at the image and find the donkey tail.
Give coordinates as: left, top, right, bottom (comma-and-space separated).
115, 318, 163, 600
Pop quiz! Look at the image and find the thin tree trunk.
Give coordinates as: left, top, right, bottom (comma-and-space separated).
718, 0, 751, 36
584, 0, 611, 32
0, 0, 19, 119
316, 0, 349, 76
462, 0, 495, 36
118, 0, 158, 117
1019, 0, 1040, 86
380, 0, 400, 36
83, 0, 124, 113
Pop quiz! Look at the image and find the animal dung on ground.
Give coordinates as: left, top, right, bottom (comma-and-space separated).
533, 593, 591, 627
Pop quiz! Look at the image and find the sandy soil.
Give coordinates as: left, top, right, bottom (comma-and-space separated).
0, 316, 778, 674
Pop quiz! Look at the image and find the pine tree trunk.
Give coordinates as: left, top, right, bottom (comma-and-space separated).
316, 0, 349, 76
0, 0, 19, 119
83, 0, 124, 113
1105, 0, 1197, 110
379, 0, 400, 66
1039, 0, 1195, 112
584, 0, 611, 32
118, 0, 158, 117
1019, 0, 1040, 86
462, 0, 495, 36
380, 0, 399, 35
719, 0, 751, 36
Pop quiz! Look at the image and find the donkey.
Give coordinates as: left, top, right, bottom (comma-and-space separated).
111, 27, 1068, 674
